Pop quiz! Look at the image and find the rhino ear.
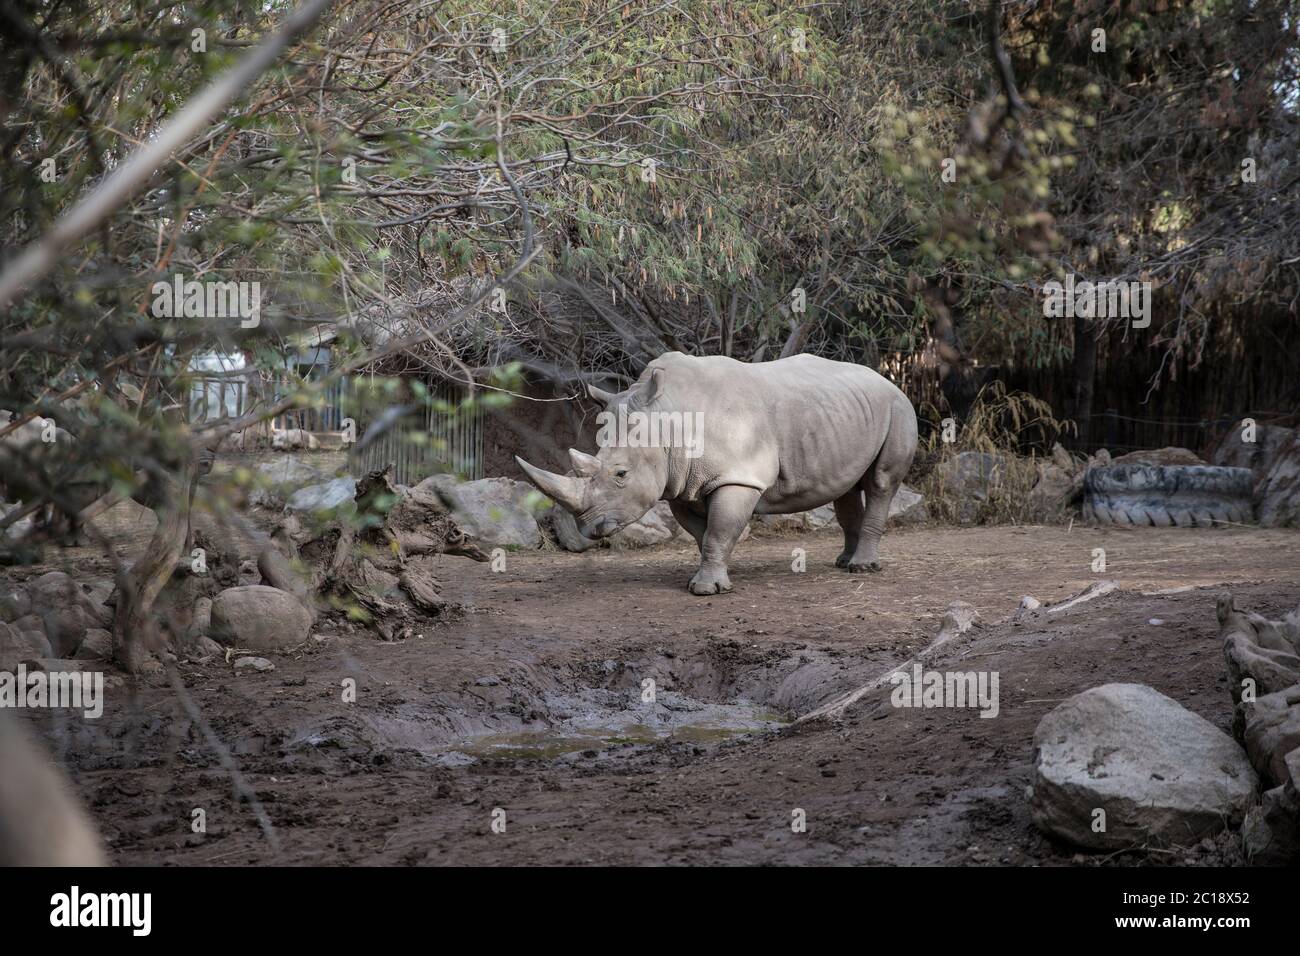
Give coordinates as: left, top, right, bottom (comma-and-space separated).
569, 448, 601, 478
587, 383, 616, 407
635, 368, 664, 407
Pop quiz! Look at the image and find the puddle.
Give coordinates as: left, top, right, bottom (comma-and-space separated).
286, 645, 867, 766
453, 693, 788, 760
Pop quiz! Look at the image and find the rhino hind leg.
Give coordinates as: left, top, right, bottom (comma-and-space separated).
688, 485, 761, 595
832, 489, 865, 567
845, 436, 912, 574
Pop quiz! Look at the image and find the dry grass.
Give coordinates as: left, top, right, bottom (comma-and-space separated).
913, 382, 1075, 526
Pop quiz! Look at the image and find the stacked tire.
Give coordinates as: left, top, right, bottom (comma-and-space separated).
1082, 464, 1254, 526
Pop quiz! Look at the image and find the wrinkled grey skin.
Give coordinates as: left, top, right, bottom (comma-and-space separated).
516, 351, 918, 595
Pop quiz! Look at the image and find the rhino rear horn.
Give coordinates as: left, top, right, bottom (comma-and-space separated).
515, 456, 586, 512
568, 448, 601, 477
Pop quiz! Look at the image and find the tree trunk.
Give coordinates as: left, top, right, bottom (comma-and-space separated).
113, 457, 196, 673
1072, 315, 1098, 448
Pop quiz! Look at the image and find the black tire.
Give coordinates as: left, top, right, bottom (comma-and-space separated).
1082, 464, 1254, 527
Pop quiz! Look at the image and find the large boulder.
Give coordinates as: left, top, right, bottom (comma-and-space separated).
285, 477, 357, 517
1030, 683, 1258, 850
1256, 430, 1300, 528
25, 572, 101, 655
249, 458, 323, 509
1213, 422, 1300, 527
209, 585, 313, 652
420, 476, 544, 549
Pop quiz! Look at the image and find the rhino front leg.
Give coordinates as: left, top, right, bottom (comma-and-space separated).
668, 499, 707, 550
689, 485, 761, 595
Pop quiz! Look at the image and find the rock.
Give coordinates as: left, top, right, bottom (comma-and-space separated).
1213, 421, 1293, 479
1030, 683, 1258, 849
285, 477, 357, 517
0, 585, 31, 623
1213, 422, 1300, 527
39, 604, 95, 657
752, 504, 837, 533
936, 452, 1006, 524
79, 582, 113, 627
73, 628, 113, 661
10, 614, 47, 647
421, 476, 544, 549
1256, 429, 1300, 528
188, 636, 225, 661
233, 656, 275, 672
1241, 749, 1300, 865
889, 484, 926, 524
1029, 461, 1076, 515
0, 620, 51, 669
209, 585, 313, 652
249, 458, 323, 508
610, 503, 676, 548
27, 571, 97, 615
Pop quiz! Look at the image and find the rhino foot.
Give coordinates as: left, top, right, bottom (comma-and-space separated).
846, 560, 882, 574
835, 552, 852, 568
688, 568, 733, 595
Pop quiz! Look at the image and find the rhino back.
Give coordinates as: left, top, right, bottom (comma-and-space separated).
646, 352, 913, 507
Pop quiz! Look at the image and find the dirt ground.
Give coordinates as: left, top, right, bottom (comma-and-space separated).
12, 522, 1300, 866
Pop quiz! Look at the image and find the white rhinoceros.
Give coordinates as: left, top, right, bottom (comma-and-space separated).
516, 351, 918, 595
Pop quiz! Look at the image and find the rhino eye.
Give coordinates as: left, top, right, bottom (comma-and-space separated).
614, 468, 629, 479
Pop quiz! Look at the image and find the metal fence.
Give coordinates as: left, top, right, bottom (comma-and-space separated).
348, 382, 485, 485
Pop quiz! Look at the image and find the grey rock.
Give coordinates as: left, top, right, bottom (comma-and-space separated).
233, 656, 275, 672
249, 458, 324, 508
421, 475, 543, 549
73, 628, 113, 661
610, 502, 677, 548
0, 585, 31, 623
1030, 683, 1258, 849
937, 452, 1006, 523
0, 620, 51, 669
209, 585, 313, 652
285, 477, 357, 516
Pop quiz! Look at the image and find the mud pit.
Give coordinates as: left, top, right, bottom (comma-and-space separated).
21, 524, 1300, 865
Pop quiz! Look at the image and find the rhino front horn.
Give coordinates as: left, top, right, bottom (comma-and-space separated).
514, 456, 586, 512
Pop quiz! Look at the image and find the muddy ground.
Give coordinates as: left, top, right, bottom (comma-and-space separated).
13, 523, 1300, 866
